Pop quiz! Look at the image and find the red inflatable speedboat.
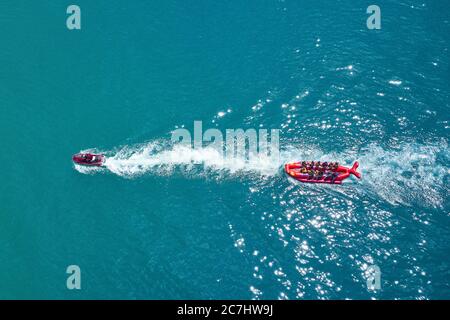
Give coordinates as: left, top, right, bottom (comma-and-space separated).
72, 153, 105, 166
284, 161, 361, 184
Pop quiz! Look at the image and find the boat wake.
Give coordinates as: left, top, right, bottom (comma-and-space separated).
105, 142, 281, 178
358, 141, 449, 209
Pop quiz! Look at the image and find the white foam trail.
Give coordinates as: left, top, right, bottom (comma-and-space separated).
104, 143, 282, 178
358, 142, 449, 208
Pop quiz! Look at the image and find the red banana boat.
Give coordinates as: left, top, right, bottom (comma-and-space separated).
72, 153, 105, 166
284, 161, 361, 184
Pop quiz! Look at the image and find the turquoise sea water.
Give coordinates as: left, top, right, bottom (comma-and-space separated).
0, 0, 449, 299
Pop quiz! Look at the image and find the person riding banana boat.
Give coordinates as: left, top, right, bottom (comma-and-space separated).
284, 161, 361, 184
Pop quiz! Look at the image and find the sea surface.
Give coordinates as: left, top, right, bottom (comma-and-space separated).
0, 0, 449, 299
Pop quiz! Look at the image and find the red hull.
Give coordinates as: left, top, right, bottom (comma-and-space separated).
285, 161, 361, 184
72, 153, 105, 166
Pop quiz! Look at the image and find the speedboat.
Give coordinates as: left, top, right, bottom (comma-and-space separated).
284, 161, 361, 184
72, 153, 105, 166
